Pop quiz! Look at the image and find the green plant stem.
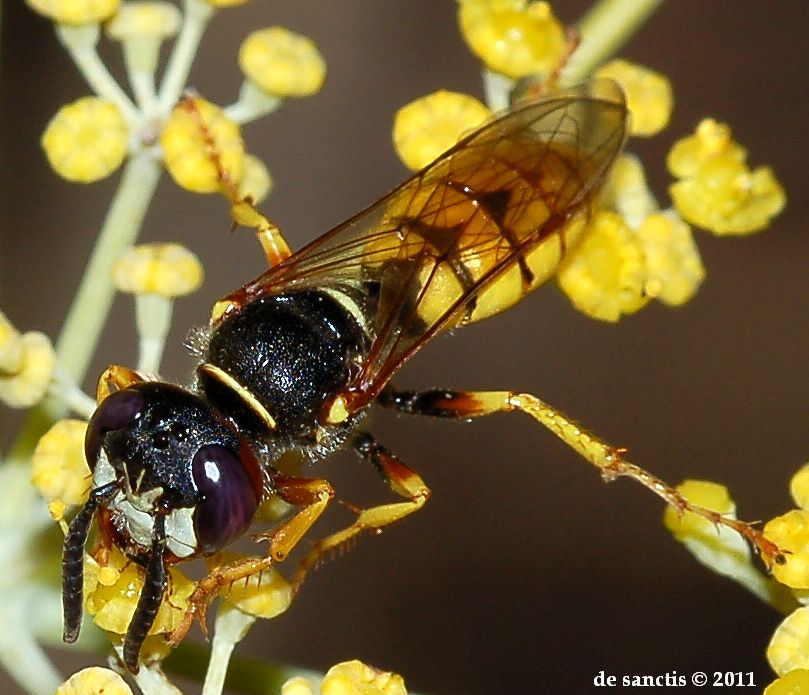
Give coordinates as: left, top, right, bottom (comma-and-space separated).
6, 151, 162, 466
562, 0, 667, 85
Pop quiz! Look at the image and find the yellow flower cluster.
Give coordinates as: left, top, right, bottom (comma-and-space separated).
0, 311, 56, 408
84, 546, 195, 642
27, 0, 120, 25
399, 0, 788, 327
41, 96, 129, 183
558, 153, 704, 322
209, 551, 293, 619
393, 91, 492, 171
36, 3, 324, 208
668, 119, 786, 235
30, 419, 90, 522
240, 27, 326, 98
458, 0, 566, 79
55, 667, 132, 695
594, 59, 673, 137
283, 660, 407, 695
113, 243, 203, 298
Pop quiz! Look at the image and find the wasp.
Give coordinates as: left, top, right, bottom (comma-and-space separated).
60, 80, 780, 673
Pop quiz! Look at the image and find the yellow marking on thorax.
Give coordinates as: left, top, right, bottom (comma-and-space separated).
324, 394, 350, 424
198, 363, 277, 430
211, 299, 237, 323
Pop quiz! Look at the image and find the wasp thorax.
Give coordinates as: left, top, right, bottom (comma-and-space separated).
85, 382, 262, 557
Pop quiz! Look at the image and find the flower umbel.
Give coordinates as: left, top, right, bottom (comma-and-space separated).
556, 210, 648, 322
160, 97, 245, 194
594, 59, 672, 137
41, 96, 129, 183
0, 314, 56, 409
55, 666, 133, 695
458, 0, 567, 79
26, 0, 121, 25
239, 26, 326, 98
668, 119, 786, 235
30, 419, 90, 521
393, 90, 491, 171
84, 547, 195, 640
282, 660, 408, 695
113, 243, 203, 298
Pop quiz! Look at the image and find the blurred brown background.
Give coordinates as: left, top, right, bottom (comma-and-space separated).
2, 1, 809, 693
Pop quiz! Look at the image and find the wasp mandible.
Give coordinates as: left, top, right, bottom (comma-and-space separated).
61, 80, 780, 673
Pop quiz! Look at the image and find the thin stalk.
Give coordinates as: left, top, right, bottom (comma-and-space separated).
56, 151, 162, 381
562, 0, 667, 85
6, 151, 162, 465
158, 0, 214, 112
56, 24, 139, 122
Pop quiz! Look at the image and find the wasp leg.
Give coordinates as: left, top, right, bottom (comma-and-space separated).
96, 364, 144, 402
378, 387, 785, 566
228, 198, 293, 267
123, 514, 168, 674
177, 97, 293, 269
167, 475, 334, 647
253, 217, 292, 268
291, 431, 431, 590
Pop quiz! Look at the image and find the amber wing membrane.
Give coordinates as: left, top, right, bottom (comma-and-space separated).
231, 81, 628, 407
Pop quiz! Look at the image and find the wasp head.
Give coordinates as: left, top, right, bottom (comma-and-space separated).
63, 380, 263, 671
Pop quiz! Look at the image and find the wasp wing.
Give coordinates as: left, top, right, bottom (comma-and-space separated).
229, 81, 627, 407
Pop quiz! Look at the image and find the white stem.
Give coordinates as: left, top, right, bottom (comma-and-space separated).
56, 24, 139, 122
130, 657, 184, 695
135, 294, 174, 374
129, 68, 159, 116
48, 366, 97, 419
481, 68, 514, 112
0, 466, 63, 695
55, 151, 163, 386
157, 0, 214, 111
0, 620, 61, 695
224, 80, 283, 125
202, 603, 256, 695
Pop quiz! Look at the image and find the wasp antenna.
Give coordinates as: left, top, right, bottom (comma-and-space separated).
62, 482, 118, 643
123, 514, 168, 673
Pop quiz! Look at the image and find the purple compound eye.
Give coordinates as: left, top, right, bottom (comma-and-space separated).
85, 389, 146, 468
192, 444, 259, 553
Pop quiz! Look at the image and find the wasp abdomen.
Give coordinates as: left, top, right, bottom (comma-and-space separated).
201, 289, 368, 439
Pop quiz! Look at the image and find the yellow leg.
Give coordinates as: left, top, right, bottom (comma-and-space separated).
378, 387, 785, 567
168, 476, 333, 645
291, 431, 431, 589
